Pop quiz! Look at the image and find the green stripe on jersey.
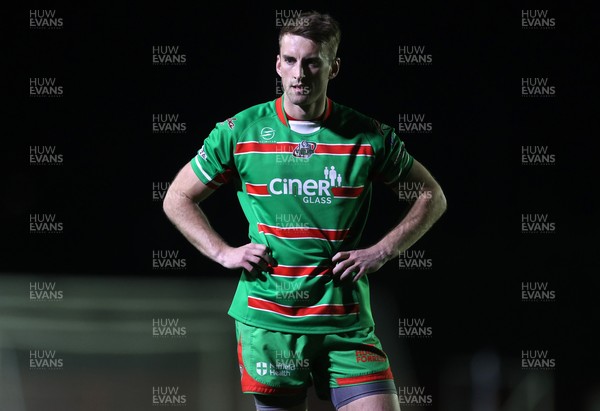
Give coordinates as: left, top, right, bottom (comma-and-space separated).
191, 97, 413, 334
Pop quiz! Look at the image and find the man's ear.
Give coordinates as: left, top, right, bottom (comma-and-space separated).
276, 54, 282, 77
329, 57, 341, 79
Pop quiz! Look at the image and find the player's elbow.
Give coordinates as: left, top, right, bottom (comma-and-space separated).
432, 185, 447, 218
162, 186, 179, 220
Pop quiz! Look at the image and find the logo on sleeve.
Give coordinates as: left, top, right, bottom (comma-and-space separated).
221, 117, 237, 129
198, 145, 208, 160
292, 140, 317, 159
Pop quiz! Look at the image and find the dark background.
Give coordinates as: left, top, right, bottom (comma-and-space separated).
3, 2, 598, 411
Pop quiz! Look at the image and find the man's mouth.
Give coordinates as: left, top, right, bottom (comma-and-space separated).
290, 84, 309, 92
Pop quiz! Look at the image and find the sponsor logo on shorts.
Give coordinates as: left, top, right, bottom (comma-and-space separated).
256, 362, 269, 376
355, 350, 386, 363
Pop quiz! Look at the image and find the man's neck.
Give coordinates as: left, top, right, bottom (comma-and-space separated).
283, 98, 326, 121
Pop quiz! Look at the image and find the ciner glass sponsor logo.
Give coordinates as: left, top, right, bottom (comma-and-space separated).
268, 165, 343, 204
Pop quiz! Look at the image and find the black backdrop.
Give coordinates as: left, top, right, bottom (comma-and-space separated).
4, 2, 598, 411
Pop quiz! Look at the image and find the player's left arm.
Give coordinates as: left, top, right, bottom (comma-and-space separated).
331, 159, 447, 282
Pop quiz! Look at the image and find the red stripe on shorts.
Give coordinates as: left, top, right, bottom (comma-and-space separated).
335, 367, 394, 386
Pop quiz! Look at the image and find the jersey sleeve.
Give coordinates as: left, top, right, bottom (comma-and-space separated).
372, 122, 414, 186
190, 120, 237, 190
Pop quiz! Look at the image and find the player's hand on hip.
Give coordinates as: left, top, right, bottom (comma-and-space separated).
331, 247, 386, 282
220, 243, 276, 272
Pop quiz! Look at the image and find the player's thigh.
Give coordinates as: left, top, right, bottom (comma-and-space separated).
338, 393, 400, 411
322, 327, 398, 409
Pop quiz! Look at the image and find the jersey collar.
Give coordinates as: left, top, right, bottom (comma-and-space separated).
275, 95, 333, 127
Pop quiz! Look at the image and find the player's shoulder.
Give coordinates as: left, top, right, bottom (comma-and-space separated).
331, 100, 395, 138
214, 99, 278, 134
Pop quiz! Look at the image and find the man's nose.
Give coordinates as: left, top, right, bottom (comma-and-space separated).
293, 63, 305, 80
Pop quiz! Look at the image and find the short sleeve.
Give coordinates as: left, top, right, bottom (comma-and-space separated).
373, 123, 414, 186
190, 120, 237, 190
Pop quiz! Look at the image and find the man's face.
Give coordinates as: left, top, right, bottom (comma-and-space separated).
276, 34, 339, 109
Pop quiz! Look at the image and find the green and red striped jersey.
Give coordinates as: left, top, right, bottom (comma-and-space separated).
190, 96, 413, 334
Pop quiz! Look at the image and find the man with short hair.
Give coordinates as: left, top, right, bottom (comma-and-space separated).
163, 10, 447, 411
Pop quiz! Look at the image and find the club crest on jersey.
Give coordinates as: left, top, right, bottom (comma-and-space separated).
292, 140, 317, 159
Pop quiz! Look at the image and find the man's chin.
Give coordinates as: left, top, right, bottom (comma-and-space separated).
285, 93, 311, 105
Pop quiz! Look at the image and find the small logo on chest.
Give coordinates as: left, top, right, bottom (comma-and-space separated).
292, 140, 317, 159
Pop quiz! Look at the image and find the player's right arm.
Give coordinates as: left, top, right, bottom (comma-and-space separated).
162, 163, 275, 272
